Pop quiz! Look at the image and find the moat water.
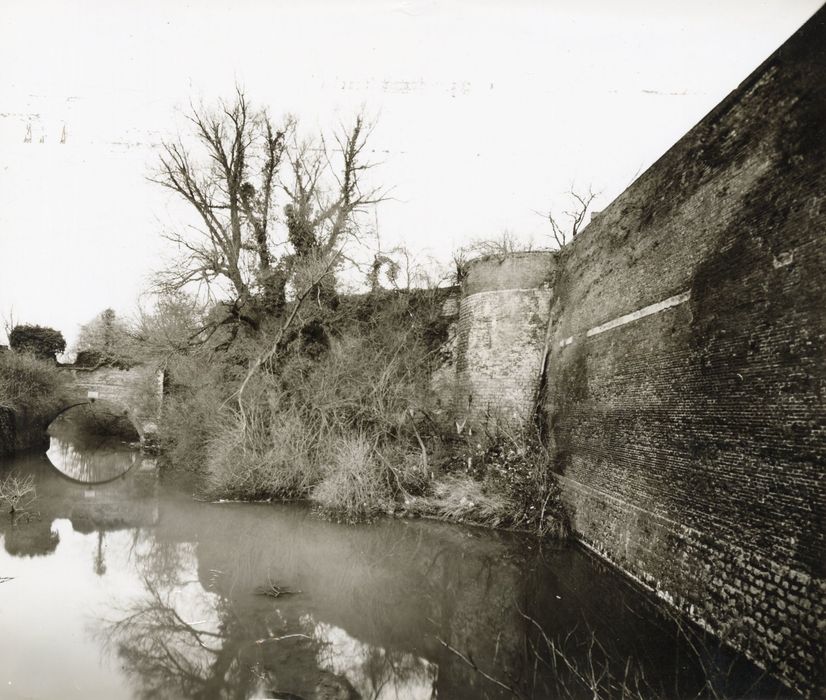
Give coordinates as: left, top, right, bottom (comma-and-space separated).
0, 423, 790, 699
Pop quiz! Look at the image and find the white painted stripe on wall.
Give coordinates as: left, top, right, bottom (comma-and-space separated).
558, 290, 690, 348
586, 291, 691, 338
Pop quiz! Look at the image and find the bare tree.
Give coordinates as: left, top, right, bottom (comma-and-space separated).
0, 474, 36, 514
152, 88, 285, 305
281, 114, 385, 308
152, 88, 384, 333
545, 187, 597, 249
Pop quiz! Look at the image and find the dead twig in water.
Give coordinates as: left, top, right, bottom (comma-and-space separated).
435, 636, 525, 698
254, 633, 312, 645
0, 474, 36, 514
254, 582, 301, 599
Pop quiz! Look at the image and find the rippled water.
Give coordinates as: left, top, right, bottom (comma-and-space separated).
0, 426, 787, 699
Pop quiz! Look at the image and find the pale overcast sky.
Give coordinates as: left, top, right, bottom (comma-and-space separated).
0, 0, 821, 347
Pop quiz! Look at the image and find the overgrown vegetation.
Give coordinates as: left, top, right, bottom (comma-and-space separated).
120, 258, 558, 532
190, 289, 453, 512
148, 285, 566, 533
85, 87, 569, 534
0, 350, 67, 418
410, 427, 568, 536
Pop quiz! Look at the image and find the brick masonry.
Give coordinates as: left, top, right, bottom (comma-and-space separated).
450, 8, 825, 695
1, 365, 164, 456
59, 365, 164, 442
452, 251, 555, 430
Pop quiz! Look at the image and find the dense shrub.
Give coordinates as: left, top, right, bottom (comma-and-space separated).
0, 351, 67, 417
402, 425, 568, 536
195, 290, 445, 509
413, 474, 514, 528
157, 354, 231, 472
459, 427, 568, 536
310, 433, 393, 522
8, 325, 65, 361
205, 387, 321, 499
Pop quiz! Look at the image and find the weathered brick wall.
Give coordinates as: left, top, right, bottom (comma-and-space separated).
453, 252, 555, 430
542, 9, 825, 695
62, 365, 164, 438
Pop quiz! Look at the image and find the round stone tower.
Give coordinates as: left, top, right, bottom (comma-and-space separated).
453, 250, 555, 432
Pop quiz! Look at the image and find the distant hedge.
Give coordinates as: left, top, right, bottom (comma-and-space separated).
8, 324, 66, 361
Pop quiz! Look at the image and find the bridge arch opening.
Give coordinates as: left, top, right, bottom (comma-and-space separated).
46, 401, 142, 484
55, 365, 164, 451
48, 400, 141, 443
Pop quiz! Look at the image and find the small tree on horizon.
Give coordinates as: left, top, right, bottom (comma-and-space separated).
75, 308, 136, 367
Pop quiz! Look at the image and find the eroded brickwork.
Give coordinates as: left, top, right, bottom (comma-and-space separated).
541, 10, 826, 695
453, 252, 555, 430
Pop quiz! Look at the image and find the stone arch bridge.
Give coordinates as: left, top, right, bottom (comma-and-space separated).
54, 365, 164, 447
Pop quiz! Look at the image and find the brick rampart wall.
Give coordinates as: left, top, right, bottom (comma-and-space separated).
541, 10, 825, 695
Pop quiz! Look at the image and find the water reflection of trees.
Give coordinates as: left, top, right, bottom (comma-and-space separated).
314, 621, 437, 699
90, 500, 788, 700
102, 575, 255, 699
3, 516, 60, 557
109, 510, 529, 699
98, 564, 437, 698
97, 527, 444, 699
46, 435, 137, 483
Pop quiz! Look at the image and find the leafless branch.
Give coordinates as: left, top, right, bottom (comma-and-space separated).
0, 474, 37, 514
544, 186, 598, 249
436, 636, 526, 698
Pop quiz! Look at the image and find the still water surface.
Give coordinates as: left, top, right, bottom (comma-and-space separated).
0, 425, 788, 699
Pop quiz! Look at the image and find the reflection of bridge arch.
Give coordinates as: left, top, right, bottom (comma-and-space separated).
0, 450, 160, 560
54, 365, 164, 448
48, 461, 136, 487
45, 433, 142, 486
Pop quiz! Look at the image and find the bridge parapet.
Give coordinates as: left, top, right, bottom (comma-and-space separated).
57, 365, 164, 447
